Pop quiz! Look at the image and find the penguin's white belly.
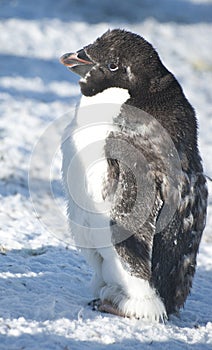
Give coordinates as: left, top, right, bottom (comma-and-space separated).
72, 123, 111, 207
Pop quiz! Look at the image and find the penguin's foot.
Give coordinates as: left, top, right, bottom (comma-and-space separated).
98, 299, 127, 317
89, 298, 126, 317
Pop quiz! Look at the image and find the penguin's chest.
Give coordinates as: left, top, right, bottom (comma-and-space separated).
72, 87, 130, 216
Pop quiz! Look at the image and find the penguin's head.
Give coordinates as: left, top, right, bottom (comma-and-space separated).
60, 29, 167, 97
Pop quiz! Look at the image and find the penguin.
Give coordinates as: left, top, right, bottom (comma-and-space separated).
60, 29, 208, 322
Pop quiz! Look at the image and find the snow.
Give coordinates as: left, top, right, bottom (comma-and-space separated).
0, 0, 212, 349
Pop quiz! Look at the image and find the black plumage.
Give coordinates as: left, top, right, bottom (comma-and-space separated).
60, 29, 208, 320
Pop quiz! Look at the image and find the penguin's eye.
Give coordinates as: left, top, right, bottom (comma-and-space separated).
108, 63, 119, 72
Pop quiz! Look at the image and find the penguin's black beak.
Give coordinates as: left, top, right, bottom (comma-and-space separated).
60, 49, 94, 77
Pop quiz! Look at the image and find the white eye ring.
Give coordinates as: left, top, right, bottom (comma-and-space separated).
108, 63, 119, 72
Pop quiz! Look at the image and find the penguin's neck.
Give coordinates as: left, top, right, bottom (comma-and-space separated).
79, 87, 130, 110
75, 87, 130, 128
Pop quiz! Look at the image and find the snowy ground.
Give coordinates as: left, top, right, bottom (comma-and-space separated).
0, 0, 212, 349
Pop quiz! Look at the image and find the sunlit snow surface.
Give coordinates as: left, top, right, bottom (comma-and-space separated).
0, 0, 212, 349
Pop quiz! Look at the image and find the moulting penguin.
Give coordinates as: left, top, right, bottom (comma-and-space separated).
60, 29, 208, 322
